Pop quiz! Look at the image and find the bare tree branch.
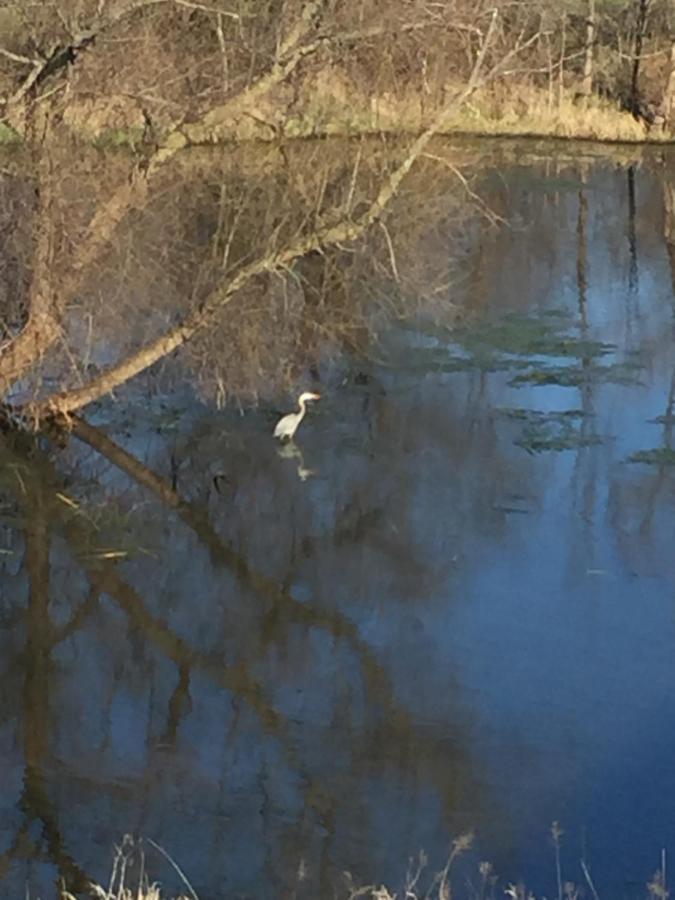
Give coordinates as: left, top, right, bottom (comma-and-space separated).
2, 0, 239, 114
172, 0, 239, 17
0, 47, 39, 67
25, 9, 501, 420
0, 2, 330, 395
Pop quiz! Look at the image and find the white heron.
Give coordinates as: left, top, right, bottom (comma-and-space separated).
273, 392, 321, 441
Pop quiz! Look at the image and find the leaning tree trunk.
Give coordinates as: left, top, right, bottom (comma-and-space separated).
580, 0, 595, 99
630, 0, 651, 117
662, 36, 675, 129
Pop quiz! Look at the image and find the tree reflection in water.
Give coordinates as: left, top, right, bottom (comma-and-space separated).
0, 407, 480, 897
0, 148, 674, 898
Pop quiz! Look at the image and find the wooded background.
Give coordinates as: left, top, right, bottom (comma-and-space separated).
0, 0, 673, 140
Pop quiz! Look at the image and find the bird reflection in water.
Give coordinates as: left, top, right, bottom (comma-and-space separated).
276, 440, 317, 482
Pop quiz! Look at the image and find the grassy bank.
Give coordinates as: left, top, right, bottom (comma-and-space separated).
439, 89, 662, 143
4, 84, 671, 149
283, 81, 672, 144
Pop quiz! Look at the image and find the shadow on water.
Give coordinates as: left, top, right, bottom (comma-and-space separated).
1, 142, 675, 898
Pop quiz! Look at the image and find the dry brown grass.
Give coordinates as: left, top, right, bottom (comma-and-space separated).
60, 836, 197, 900
57, 827, 673, 900
449, 85, 661, 143
286, 79, 671, 144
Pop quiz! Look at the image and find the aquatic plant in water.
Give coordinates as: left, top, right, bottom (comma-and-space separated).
397, 312, 634, 385
498, 408, 602, 454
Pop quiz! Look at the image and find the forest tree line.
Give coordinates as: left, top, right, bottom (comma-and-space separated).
0, 0, 673, 141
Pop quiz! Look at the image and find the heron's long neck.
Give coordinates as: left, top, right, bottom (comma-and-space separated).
297, 399, 307, 418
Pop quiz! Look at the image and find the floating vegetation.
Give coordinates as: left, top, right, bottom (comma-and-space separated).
499, 408, 586, 422
510, 360, 643, 388
394, 311, 644, 390
498, 407, 602, 454
627, 448, 675, 466
387, 347, 533, 375
454, 354, 530, 374
453, 313, 613, 360
516, 430, 603, 454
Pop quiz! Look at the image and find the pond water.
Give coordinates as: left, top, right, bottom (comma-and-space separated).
1, 143, 675, 899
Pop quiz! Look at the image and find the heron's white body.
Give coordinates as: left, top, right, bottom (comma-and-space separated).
274, 392, 320, 441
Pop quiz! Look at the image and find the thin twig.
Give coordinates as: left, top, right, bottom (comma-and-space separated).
215, 12, 229, 92
580, 859, 600, 900
422, 153, 507, 226
346, 143, 363, 215
173, 0, 239, 19
146, 838, 199, 900
378, 220, 400, 282
552, 821, 563, 900
0, 47, 39, 66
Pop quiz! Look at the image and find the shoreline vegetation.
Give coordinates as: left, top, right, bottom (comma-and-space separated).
0, 86, 673, 148
0, 2, 674, 154
66, 830, 670, 900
